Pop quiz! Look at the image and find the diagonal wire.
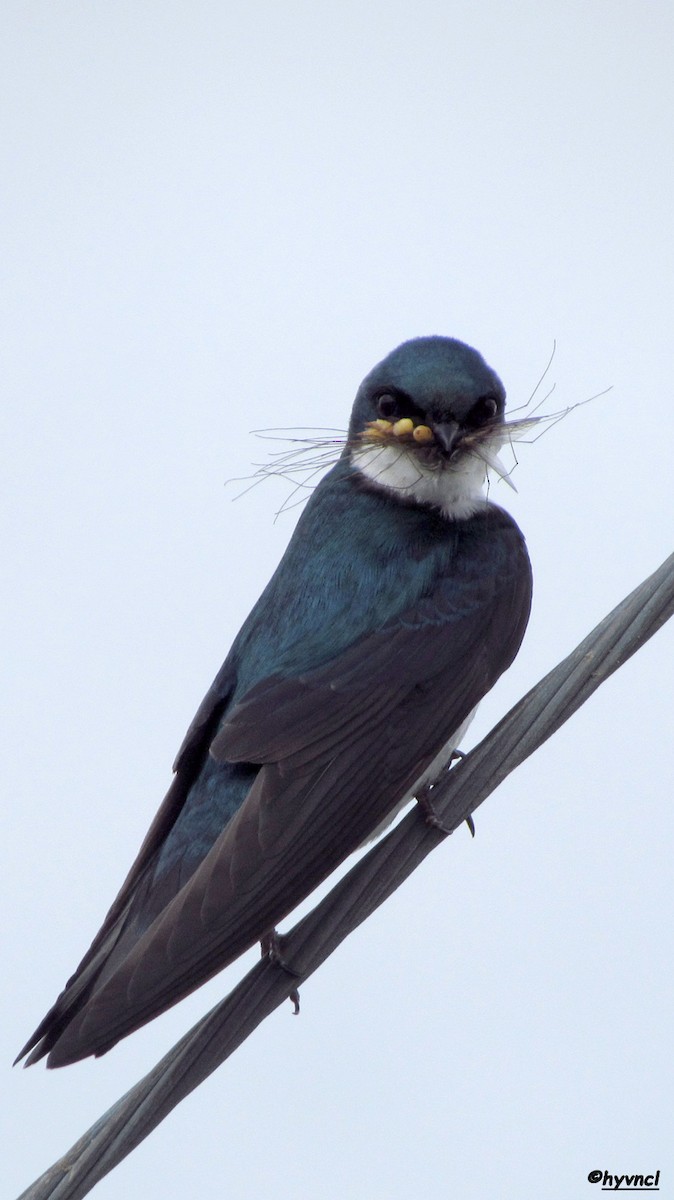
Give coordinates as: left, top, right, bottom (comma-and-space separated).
17, 549, 674, 1200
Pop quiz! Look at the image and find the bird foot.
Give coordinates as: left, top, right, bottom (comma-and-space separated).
260, 930, 301, 1014
415, 780, 475, 838
416, 783, 452, 834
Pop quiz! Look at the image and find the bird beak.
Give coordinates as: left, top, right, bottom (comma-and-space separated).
432, 419, 461, 457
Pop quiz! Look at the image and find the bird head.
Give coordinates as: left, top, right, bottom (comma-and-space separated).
347, 336, 512, 518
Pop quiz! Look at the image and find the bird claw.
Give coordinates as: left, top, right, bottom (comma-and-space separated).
449, 750, 475, 835
416, 776, 476, 838
260, 930, 301, 1013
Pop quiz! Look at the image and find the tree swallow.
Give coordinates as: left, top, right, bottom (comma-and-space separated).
18, 336, 532, 1067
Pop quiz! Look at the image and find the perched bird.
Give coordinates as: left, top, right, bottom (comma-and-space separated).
18, 336, 532, 1068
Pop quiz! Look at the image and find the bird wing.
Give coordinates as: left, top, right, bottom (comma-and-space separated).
39, 508, 531, 1065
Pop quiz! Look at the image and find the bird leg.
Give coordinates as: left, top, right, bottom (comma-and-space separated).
260, 930, 301, 1014
415, 783, 452, 835
415, 750, 476, 837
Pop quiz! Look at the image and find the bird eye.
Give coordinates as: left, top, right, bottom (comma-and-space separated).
377, 393, 398, 419
466, 395, 499, 428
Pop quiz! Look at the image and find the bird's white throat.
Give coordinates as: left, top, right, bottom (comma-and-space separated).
351, 441, 494, 519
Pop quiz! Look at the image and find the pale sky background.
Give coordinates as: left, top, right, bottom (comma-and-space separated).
3, 4, 673, 1199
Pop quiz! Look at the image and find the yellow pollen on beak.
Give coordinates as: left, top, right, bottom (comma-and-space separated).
392, 418, 414, 437
362, 419, 393, 440
362, 417, 435, 444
